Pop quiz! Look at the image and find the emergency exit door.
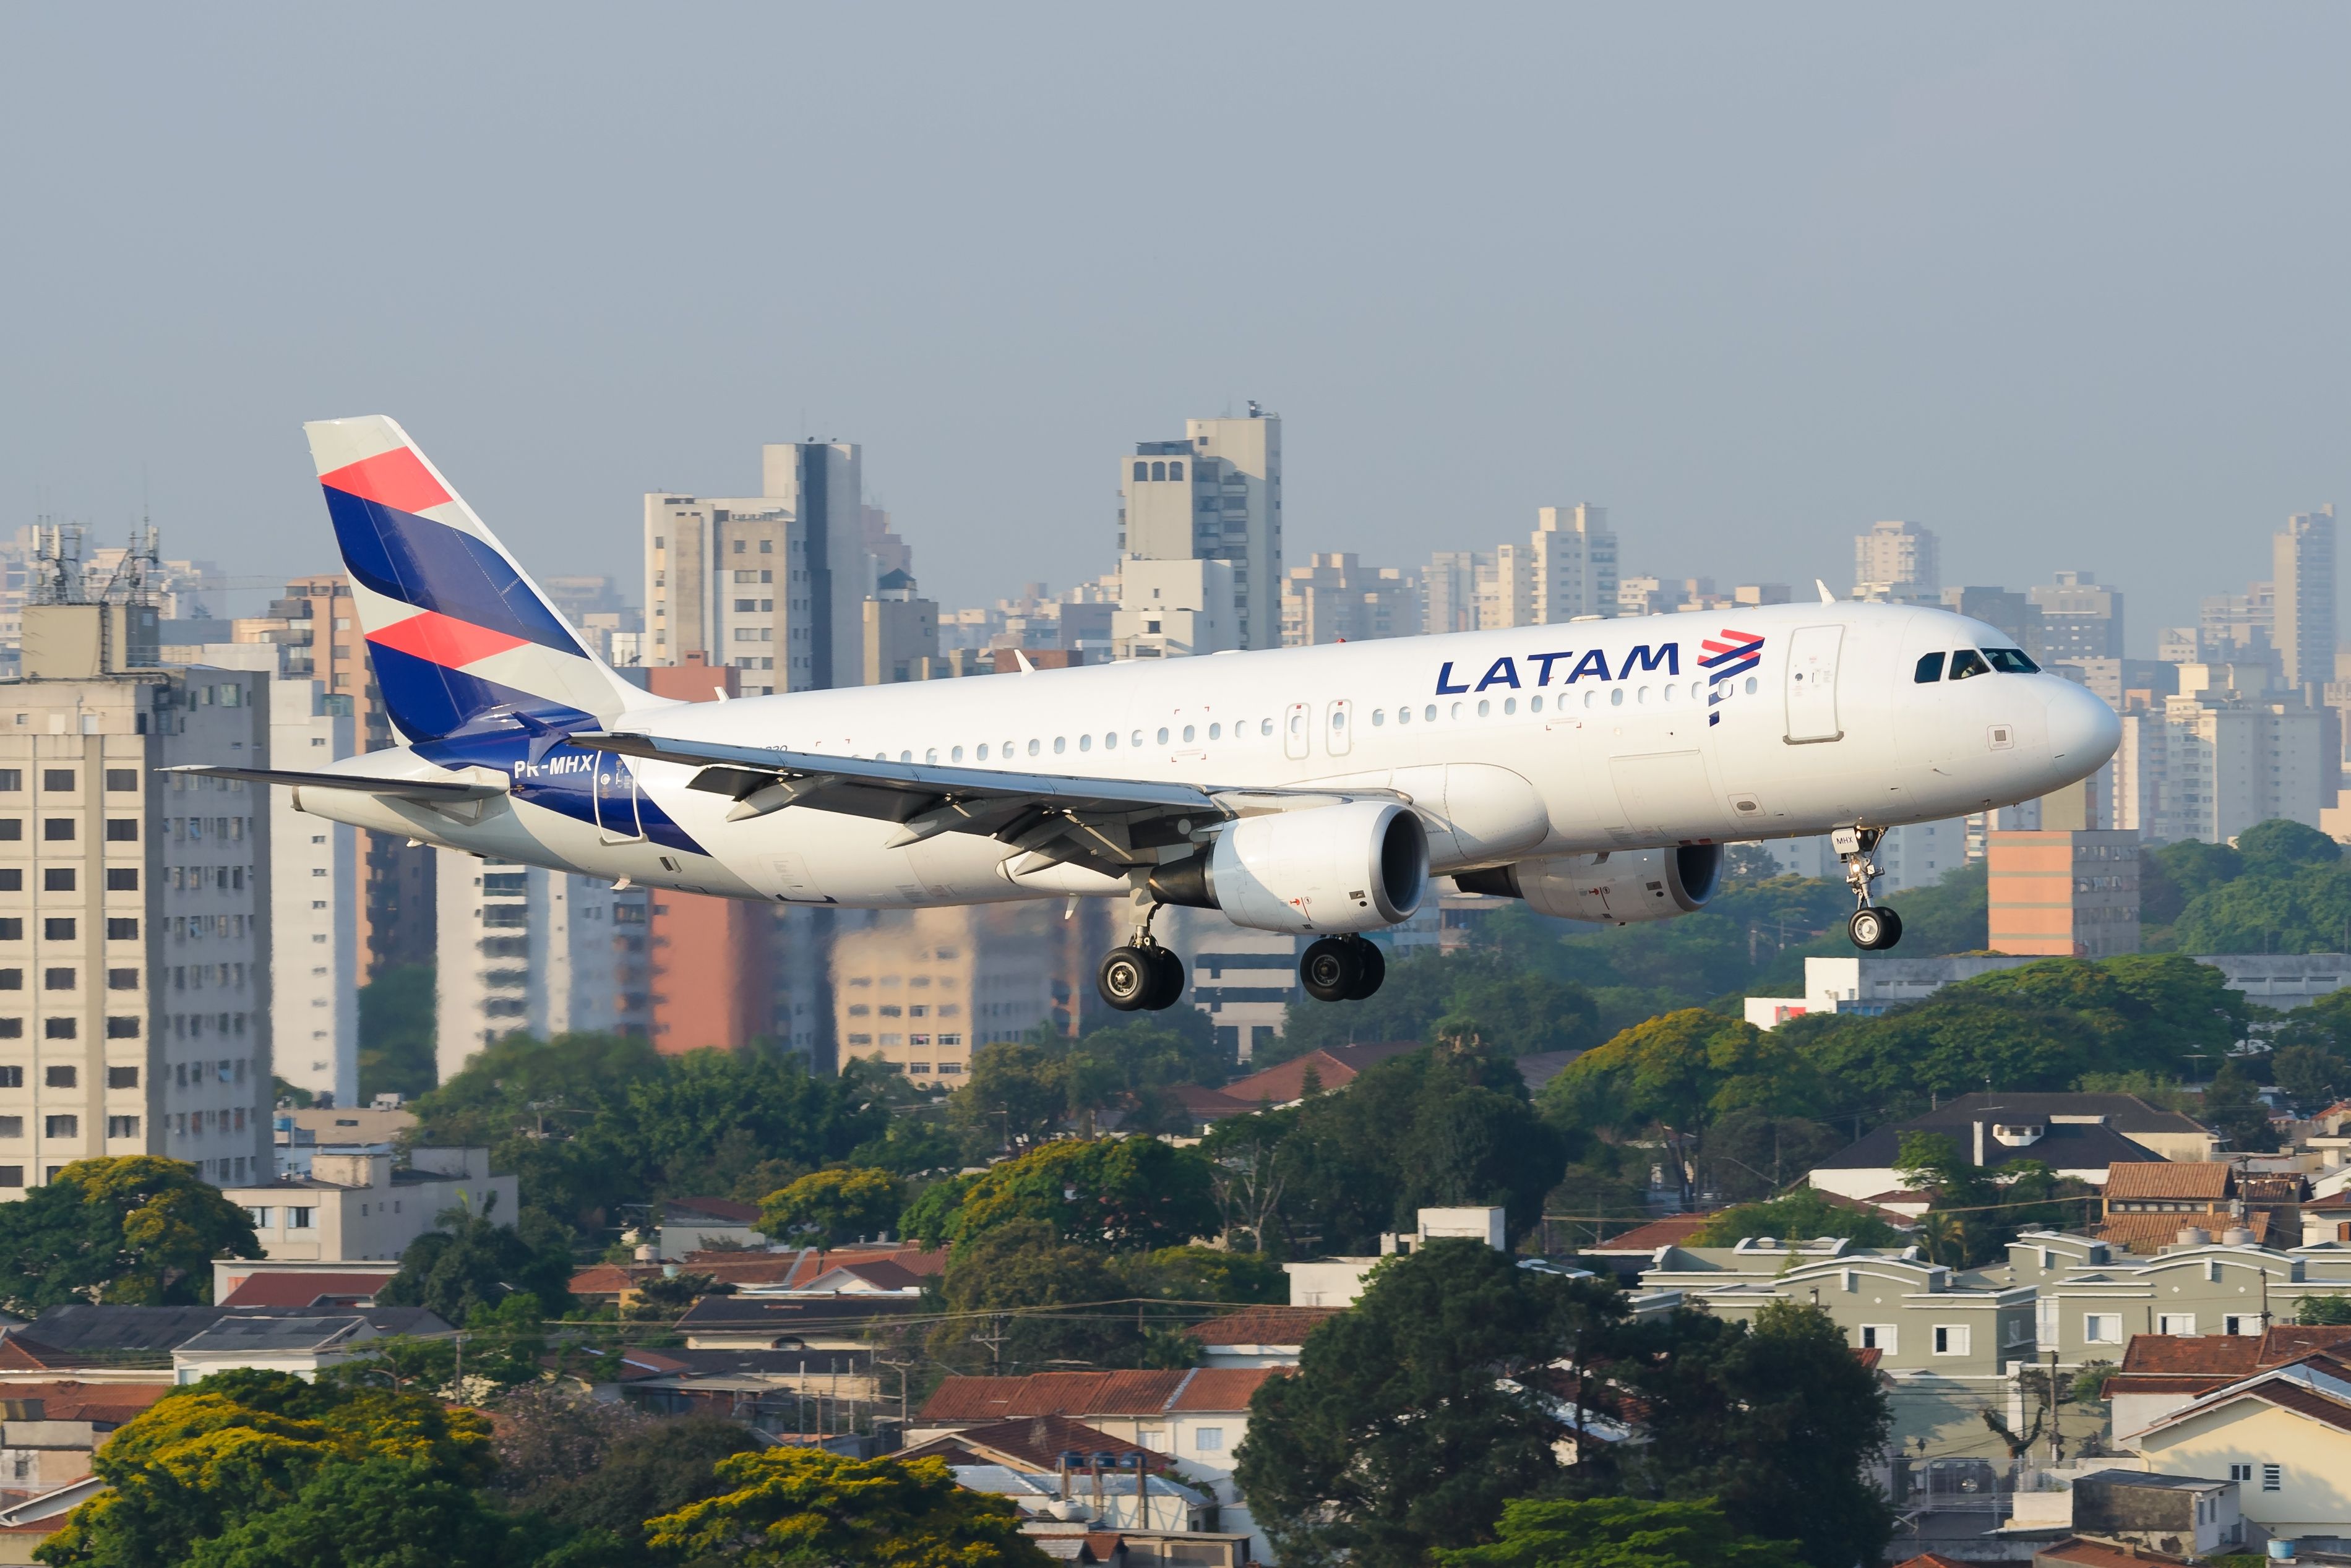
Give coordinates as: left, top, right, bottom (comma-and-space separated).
1784, 625, 1844, 743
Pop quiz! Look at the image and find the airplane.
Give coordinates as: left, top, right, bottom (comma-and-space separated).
178, 416, 2121, 1014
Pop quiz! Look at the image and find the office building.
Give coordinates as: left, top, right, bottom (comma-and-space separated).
0, 579, 273, 1194
1852, 520, 1940, 602
1528, 504, 1617, 622
1111, 559, 1238, 661
2028, 571, 2125, 662
2199, 582, 2279, 673
644, 440, 872, 695
433, 856, 648, 1084
1279, 554, 1418, 646
1987, 828, 2141, 958
1117, 408, 1282, 651
2275, 505, 2337, 697
861, 570, 940, 685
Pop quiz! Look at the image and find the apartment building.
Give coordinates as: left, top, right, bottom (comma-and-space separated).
0, 601, 273, 1192
861, 569, 939, 684
1111, 559, 1239, 661
1854, 520, 1941, 602
2274, 506, 2337, 698
2113, 679, 2323, 844
1986, 828, 2141, 959
433, 855, 648, 1082
225, 1146, 517, 1263
1117, 410, 1282, 651
1279, 553, 1418, 646
2029, 571, 2126, 662
644, 440, 870, 694
830, 903, 1069, 1086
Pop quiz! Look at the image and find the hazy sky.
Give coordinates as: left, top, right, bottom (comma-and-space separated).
4, 5, 2347, 653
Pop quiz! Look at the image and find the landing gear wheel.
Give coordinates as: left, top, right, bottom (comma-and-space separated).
1848, 906, 1902, 951
1098, 946, 1156, 1011
1144, 946, 1187, 1011
1300, 936, 1362, 1003
1343, 937, 1386, 1001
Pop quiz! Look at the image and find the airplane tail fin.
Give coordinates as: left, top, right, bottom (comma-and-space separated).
303, 416, 669, 745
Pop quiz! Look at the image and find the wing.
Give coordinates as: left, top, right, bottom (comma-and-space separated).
161, 765, 509, 801
570, 731, 1394, 881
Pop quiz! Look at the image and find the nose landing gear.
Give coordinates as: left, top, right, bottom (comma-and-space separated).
1098, 901, 1187, 1013
1300, 934, 1387, 1003
1836, 825, 1903, 951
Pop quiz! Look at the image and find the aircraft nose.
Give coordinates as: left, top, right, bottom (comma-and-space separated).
2045, 679, 2121, 775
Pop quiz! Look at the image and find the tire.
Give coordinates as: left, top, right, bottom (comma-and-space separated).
1343, 938, 1386, 1001
1300, 936, 1361, 1003
1848, 907, 1894, 951
1144, 946, 1188, 1011
1098, 945, 1155, 1011
1875, 906, 1904, 949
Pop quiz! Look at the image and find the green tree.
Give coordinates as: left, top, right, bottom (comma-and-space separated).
358, 963, 438, 1102
2293, 1295, 2351, 1325
1428, 972, 1602, 1058
179, 1456, 576, 1568
516, 1412, 761, 1557
377, 1199, 577, 1324
645, 1447, 1051, 1568
35, 1370, 494, 1568
2201, 1060, 2278, 1154
2271, 1044, 2346, 1113
932, 1137, 1218, 1254
2144, 838, 2243, 919
1693, 1111, 1847, 1203
2175, 859, 2351, 955
0, 1156, 261, 1314
927, 1218, 1135, 1373
1683, 1189, 1904, 1248
758, 1168, 903, 1247
1432, 1497, 1805, 1568
1237, 1240, 1625, 1567
948, 1042, 1069, 1154
1597, 1300, 1893, 1568
2236, 818, 2341, 876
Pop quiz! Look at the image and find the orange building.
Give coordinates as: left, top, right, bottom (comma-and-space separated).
1987, 828, 2141, 958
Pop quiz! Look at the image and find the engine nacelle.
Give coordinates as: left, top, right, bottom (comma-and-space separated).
1455, 844, 1721, 925
1150, 800, 1429, 935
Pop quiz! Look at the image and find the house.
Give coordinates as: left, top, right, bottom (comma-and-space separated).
2121, 1356, 2351, 1548
211, 1264, 400, 1309
170, 1316, 383, 1384
2031, 1537, 2198, 1568
901, 1414, 1170, 1475
1180, 1307, 1340, 1369
2303, 1189, 2351, 1248
1809, 1094, 2206, 1204
2003, 1470, 2243, 1557
2101, 1326, 2351, 1436
612, 1345, 880, 1418
225, 1147, 517, 1263
2093, 1161, 2287, 1255
953, 1465, 1214, 1535
658, 1197, 766, 1258
567, 1243, 945, 1307
1282, 1206, 1513, 1308
0, 1305, 452, 1384
0, 1384, 170, 1496
2032, 1238, 2351, 1368
0, 1476, 110, 1566
1169, 1041, 1426, 1128
912, 1368, 1286, 1562
669, 1293, 923, 1354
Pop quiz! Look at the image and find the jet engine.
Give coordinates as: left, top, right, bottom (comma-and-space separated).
1455, 844, 1721, 925
1150, 800, 1429, 935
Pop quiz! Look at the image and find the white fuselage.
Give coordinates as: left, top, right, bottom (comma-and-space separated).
296, 601, 2120, 912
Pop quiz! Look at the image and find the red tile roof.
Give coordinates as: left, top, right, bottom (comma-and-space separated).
1891, 1555, 1977, 1568
2115, 1335, 2265, 1377
1182, 1306, 1341, 1346
1219, 1042, 1423, 1106
1166, 1084, 1255, 1123
919, 1368, 1285, 1423
899, 1414, 1163, 1472
1586, 1214, 1721, 1253
2036, 1538, 2196, 1567
219, 1272, 390, 1308
2091, 1210, 2279, 1256
0, 1381, 168, 1425
2102, 1162, 2232, 1200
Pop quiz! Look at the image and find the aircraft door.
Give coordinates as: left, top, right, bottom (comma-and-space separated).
593, 758, 647, 844
1784, 625, 1845, 743
1284, 702, 1310, 760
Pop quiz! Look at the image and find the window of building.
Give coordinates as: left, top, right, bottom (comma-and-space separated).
43, 1019, 73, 1040
2230, 1463, 2253, 1482
0, 773, 17, 792
105, 770, 135, 792
1932, 1325, 1970, 1356
2157, 1313, 2196, 1335
43, 1115, 76, 1138
0, 1168, 20, 1188
105, 1016, 137, 1039
105, 919, 137, 940
40, 819, 71, 842
1195, 1428, 1223, 1452
1859, 1324, 1897, 1354
42, 919, 73, 941
106, 1066, 137, 1089
286, 1207, 314, 1229
0, 972, 19, 992
105, 1116, 137, 1138
42, 1066, 73, 1089
42, 969, 72, 992
2263, 1464, 2282, 1492
0, 922, 19, 943
105, 820, 136, 842
2083, 1314, 2122, 1345
41, 868, 72, 893
41, 771, 72, 793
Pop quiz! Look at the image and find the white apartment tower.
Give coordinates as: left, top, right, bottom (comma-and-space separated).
644, 442, 870, 693
264, 680, 358, 1108
1280, 553, 1419, 646
2112, 677, 2323, 844
0, 605, 274, 1195
1854, 520, 1941, 602
1118, 409, 1283, 651
2274, 505, 2337, 698
434, 855, 647, 1084
1459, 507, 1617, 631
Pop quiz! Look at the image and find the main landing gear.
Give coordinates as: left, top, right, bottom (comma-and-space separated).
1836, 825, 1904, 951
1299, 934, 1386, 1003
1098, 902, 1187, 1013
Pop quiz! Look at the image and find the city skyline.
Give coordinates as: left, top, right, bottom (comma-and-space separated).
5, 7, 2350, 648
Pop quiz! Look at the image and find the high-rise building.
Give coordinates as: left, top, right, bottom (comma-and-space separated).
1988, 829, 2140, 958
644, 441, 871, 694
861, 570, 940, 685
1529, 505, 1617, 622
1940, 586, 2045, 660
1421, 551, 1489, 636
1852, 520, 1940, 602
432, 855, 649, 1084
2275, 505, 2337, 698
0, 585, 273, 1196
1111, 559, 1238, 661
2199, 582, 2278, 674
2112, 682, 2323, 844
831, 904, 1070, 1087
1281, 554, 1419, 646
2028, 572, 2125, 662
1117, 408, 1282, 651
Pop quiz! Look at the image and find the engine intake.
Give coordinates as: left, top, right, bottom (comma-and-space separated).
1150, 800, 1429, 935
1455, 844, 1721, 925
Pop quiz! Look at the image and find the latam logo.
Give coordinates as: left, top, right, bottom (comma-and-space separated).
1700, 627, 1765, 726
1434, 644, 1684, 695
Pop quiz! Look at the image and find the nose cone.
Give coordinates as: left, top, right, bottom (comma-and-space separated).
2045, 680, 2121, 781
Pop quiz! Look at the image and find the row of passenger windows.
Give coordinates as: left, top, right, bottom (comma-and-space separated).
1914, 648, 2040, 683
856, 676, 1768, 765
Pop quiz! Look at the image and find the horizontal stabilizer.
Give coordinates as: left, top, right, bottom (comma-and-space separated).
162, 765, 508, 800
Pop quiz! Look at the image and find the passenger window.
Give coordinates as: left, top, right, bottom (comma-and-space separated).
925, 748, 938, 764
1476, 700, 1490, 718
1078, 735, 1092, 752
1260, 718, 1274, 736
1423, 705, 1437, 722
1610, 688, 1625, 707
978, 744, 991, 760
1209, 723, 1221, 740
1915, 652, 1946, 683
1026, 739, 1040, 756
1053, 737, 1066, 754
1984, 648, 2039, 674
1372, 709, 1386, 727
1104, 732, 1117, 750
1948, 649, 1990, 681
1158, 727, 1171, 745
1529, 695, 1542, 713
1132, 730, 1146, 747
952, 746, 965, 762
1450, 702, 1463, 720
1182, 726, 1195, 743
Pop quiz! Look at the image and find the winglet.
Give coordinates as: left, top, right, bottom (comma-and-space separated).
1013, 649, 1037, 675
1816, 579, 1837, 604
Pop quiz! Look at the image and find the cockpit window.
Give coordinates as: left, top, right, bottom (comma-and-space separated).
1983, 647, 2039, 674
1948, 649, 1991, 681
1914, 652, 1946, 684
